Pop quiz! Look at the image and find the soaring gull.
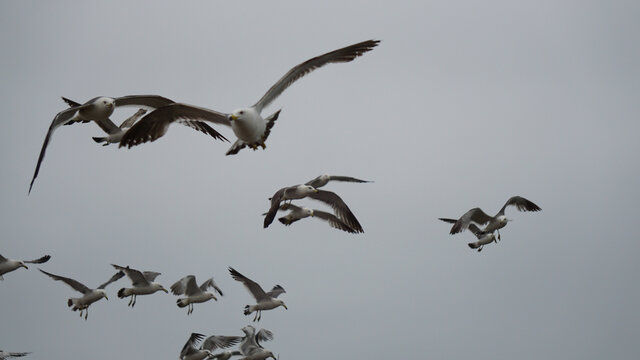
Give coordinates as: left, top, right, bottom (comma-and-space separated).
228, 267, 286, 322
272, 203, 361, 233
39, 268, 124, 319
0, 350, 30, 359
112, 264, 168, 307
119, 39, 380, 155
29, 95, 228, 193
305, 174, 371, 188
0, 254, 50, 280
170, 275, 223, 314
263, 184, 364, 232
179, 333, 241, 360
439, 196, 541, 240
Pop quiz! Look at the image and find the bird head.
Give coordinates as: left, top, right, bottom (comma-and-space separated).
98, 289, 109, 300
279, 300, 288, 310
20, 261, 28, 269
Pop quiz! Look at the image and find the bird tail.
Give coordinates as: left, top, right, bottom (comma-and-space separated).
468, 242, 480, 249
243, 305, 251, 315
67, 298, 73, 307
177, 298, 188, 308
92, 136, 107, 144
117, 288, 126, 298
278, 217, 292, 226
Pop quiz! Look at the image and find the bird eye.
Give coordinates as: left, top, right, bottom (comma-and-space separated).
239, 111, 244, 115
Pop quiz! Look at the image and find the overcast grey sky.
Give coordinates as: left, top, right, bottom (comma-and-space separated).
1, 1, 639, 359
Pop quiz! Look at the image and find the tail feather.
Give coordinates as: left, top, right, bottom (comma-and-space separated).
468, 242, 480, 249
177, 298, 188, 308
278, 217, 292, 226
93, 136, 107, 144
243, 305, 251, 315
67, 298, 73, 307
117, 288, 126, 298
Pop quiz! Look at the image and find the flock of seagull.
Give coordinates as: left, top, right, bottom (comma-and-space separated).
4, 38, 542, 359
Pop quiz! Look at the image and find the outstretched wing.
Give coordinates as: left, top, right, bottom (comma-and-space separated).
307, 190, 364, 233
119, 109, 147, 129
119, 103, 230, 148
29, 103, 93, 194
180, 333, 205, 358
228, 267, 269, 302
498, 196, 542, 216
200, 278, 223, 296
171, 275, 197, 296
253, 39, 380, 112
143, 271, 161, 282
201, 335, 242, 351
263, 188, 287, 228
265, 285, 285, 298
97, 271, 125, 289
111, 264, 150, 287
39, 269, 91, 294
113, 95, 175, 109
313, 209, 361, 233
305, 175, 371, 188
23, 255, 51, 264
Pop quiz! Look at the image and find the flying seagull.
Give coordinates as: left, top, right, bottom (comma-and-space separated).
39, 268, 124, 320
112, 264, 168, 307
228, 267, 287, 322
263, 184, 363, 232
305, 174, 371, 189
119, 39, 380, 155
179, 333, 241, 360
0, 254, 50, 280
170, 275, 223, 314
439, 196, 541, 240
439, 219, 498, 252
0, 350, 30, 360
272, 203, 361, 233
29, 95, 228, 194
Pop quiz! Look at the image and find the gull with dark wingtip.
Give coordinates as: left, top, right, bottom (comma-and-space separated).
228, 267, 286, 322
29, 95, 228, 193
112, 264, 168, 307
271, 203, 361, 233
170, 275, 223, 315
439, 196, 541, 240
305, 174, 371, 188
39, 268, 124, 320
119, 40, 380, 155
0, 254, 50, 280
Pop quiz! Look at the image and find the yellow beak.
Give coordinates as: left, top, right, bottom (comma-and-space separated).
230, 114, 239, 120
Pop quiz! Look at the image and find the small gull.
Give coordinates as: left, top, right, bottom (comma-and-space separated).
228, 267, 286, 322
29, 95, 228, 193
272, 203, 361, 233
263, 185, 363, 232
119, 40, 380, 155
39, 268, 124, 320
439, 196, 541, 240
170, 275, 223, 314
0, 254, 50, 280
0, 351, 30, 359
305, 174, 371, 189
112, 264, 168, 307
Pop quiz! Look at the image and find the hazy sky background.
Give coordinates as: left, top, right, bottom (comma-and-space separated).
1, 1, 639, 359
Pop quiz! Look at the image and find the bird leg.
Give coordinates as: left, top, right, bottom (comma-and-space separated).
128, 295, 134, 306
260, 142, 266, 149
253, 311, 258, 322
84, 307, 89, 320
257, 310, 262, 322
188, 304, 193, 315
131, 294, 137, 307
497, 230, 501, 241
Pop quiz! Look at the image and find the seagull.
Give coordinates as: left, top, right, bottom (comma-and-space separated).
272, 203, 361, 233
0, 350, 30, 359
263, 185, 363, 232
228, 267, 286, 322
39, 268, 124, 320
439, 196, 541, 240
0, 254, 50, 280
305, 174, 371, 188
119, 39, 380, 155
439, 219, 497, 252
112, 264, 168, 307
29, 95, 228, 194
237, 326, 273, 356
179, 333, 241, 360
170, 275, 223, 314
